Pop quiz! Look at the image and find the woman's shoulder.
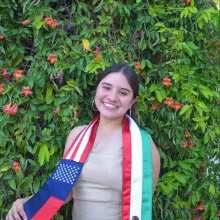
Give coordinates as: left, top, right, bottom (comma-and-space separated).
64, 125, 87, 153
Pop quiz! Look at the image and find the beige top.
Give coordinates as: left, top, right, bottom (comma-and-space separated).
72, 144, 123, 220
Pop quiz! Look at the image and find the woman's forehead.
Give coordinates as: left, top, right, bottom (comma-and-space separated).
100, 72, 131, 88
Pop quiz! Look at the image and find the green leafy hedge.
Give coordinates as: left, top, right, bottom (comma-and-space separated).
0, 0, 219, 219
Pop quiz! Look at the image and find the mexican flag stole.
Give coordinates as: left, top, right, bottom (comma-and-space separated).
24, 115, 153, 220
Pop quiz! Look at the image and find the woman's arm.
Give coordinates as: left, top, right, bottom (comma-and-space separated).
150, 138, 161, 194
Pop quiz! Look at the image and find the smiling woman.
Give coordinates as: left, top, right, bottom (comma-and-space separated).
6, 63, 160, 220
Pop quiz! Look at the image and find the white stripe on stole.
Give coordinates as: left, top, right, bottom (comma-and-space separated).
74, 120, 96, 161
128, 116, 143, 219
66, 120, 97, 160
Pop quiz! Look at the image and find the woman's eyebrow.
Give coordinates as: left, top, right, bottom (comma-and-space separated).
101, 82, 131, 93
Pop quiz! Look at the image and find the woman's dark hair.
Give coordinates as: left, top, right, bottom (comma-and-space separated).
95, 63, 139, 121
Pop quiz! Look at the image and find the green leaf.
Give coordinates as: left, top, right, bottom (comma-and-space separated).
155, 90, 162, 102
34, 21, 44, 30
155, 22, 165, 27
8, 179, 16, 190
208, 184, 215, 195
179, 105, 191, 116
188, 6, 197, 13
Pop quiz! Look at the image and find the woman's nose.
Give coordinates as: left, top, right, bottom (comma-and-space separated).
108, 91, 118, 101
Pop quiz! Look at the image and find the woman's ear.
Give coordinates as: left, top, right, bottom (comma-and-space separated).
130, 96, 138, 108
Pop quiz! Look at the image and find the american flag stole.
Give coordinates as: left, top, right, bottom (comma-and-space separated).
24, 115, 153, 220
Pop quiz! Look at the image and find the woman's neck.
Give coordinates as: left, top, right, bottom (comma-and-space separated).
98, 115, 124, 134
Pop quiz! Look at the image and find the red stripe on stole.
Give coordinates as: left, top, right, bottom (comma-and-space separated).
122, 116, 132, 220
32, 196, 64, 220
63, 127, 85, 159
79, 122, 98, 163
69, 117, 98, 160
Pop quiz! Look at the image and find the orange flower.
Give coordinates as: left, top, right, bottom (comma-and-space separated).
44, 18, 58, 28
94, 55, 103, 61
164, 97, 174, 107
140, 71, 145, 76
189, 139, 195, 148
0, 34, 3, 40
20, 87, 33, 96
182, 141, 188, 149
162, 76, 172, 86
152, 100, 161, 111
22, 19, 31, 25
53, 106, 60, 115
0, 83, 5, 94
2, 68, 10, 80
12, 161, 21, 171
184, 131, 191, 137
13, 70, 24, 80
3, 103, 18, 116
196, 203, 205, 211
44, 18, 54, 25
93, 49, 101, 55
170, 102, 184, 111
216, 42, 220, 47
47, 54, 57, 64
134, 62, 141, 70
50, 20, 58, 28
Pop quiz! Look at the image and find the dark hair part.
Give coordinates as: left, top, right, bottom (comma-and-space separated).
95, 63, 139, 121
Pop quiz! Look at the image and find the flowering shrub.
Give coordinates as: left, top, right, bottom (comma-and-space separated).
0, 0, 219, 219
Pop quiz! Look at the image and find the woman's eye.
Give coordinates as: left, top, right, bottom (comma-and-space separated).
120, 91, 127, 96
103, 87, 110, 90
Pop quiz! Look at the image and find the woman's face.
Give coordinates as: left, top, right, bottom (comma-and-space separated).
95, 72, 137, 121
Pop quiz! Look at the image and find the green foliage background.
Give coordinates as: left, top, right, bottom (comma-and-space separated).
0, 0, 219, 219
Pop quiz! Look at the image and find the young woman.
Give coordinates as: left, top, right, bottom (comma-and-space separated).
6, 63, 160, 220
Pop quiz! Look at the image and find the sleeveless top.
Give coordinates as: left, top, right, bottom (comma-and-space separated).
72, 144, 123, 220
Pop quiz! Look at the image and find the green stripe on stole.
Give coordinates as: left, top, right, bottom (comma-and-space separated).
139, 128, 153, 219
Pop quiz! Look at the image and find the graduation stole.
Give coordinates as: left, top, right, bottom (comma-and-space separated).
24, 115, 153, 220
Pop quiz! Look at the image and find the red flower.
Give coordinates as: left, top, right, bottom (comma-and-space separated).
76, 112, 80, 118
182, 141, 188, 149
3, 103, 18, 116
196, 203, 205, 211
162, 76, 172, 86
53, 106, 60, 115
164, 97, 174, 107
13, 70, 24, 80
189, 139, 195, 148
20, 87, 33, 96
12, 161, 21, 171
3, 103, 12, 114
47, 54, 57, 64
10, 104, 18, 116
22, 19, 31, 25
0, 83, 4, 94
0, 34, 3, 40
217, 209, 220, 217
184, 131, 191, 137
2, 68, 10, 80
170, 102, 184, 111
134, 62, 142, 70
